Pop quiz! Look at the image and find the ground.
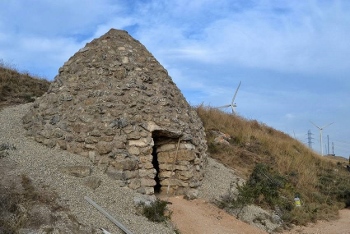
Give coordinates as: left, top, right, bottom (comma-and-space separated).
167, 196, 350, 234
282, 208, 350, 234
2, 103, 350, 234
167, 196, 267, 234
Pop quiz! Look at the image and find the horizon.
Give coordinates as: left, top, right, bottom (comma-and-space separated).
1, 1, 349, 157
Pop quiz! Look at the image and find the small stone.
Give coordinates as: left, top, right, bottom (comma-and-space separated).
129, 179, 141, 190
60, 166, 92, 178
133, 194, 156, 206
106, 166, 125, 180
122, 57, 129, 64
96, 141, 113, 154
184, 189, 198, 200
141, 178, 156, 187
84, 176, 101, 190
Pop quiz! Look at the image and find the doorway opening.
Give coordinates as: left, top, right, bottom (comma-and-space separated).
151, 130, 181, 194
152, 145, 161, 193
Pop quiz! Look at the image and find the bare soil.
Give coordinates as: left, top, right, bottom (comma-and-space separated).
168, 196, 350, 234
167, 196, 268, 234
283, 208, 350, 234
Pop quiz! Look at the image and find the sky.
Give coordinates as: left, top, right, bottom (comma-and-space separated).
0, 0, 349, 157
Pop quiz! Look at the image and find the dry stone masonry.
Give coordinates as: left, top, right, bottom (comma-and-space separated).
23, 29, 207, 195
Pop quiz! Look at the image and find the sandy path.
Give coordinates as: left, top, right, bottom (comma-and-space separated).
168, 195, 350, 234
167, 196, 267, 234
283, 208, 350, 234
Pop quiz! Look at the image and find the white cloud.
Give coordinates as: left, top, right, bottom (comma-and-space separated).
0, 0, 350, 156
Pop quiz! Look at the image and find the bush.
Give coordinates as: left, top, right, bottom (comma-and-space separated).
142, 199, 171, 223
234, 164, 288, 208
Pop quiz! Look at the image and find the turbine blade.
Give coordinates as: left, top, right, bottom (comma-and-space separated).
321, 122, 334, 129
310, 121, 321, 130
231, 81, 241, 105
217, 104, 231, 109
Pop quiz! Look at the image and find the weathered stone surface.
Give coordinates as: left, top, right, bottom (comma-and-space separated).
60, 166, 92, 178
139, 169, 156, 178
157, 150, 196, 163
129, 138, 153, 147
133, 194, 156, 206
128, 146, 140, 155
162, 178, 188, 187
129, 179, 141, 190
84, 176, 102, 190
110, 159, 138, 170
177, 170, 194, 180
184, 189, 199, 200
96, 141, 113, 154
159, 171, 173, 179
156, 143, 176, 152
123, 170, 138, 179
22, 29, 208, 195
106, 166, 124, 180
141, 178, 157, 187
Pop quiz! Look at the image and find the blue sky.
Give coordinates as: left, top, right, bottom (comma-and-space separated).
1, 0, 349, 157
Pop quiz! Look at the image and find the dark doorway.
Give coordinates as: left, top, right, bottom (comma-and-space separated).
151, 130, 181, 194
152, 145, 161, 193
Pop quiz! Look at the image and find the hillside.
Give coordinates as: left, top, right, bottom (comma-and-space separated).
0, 62, 50, 109
196, 105, 350, 226
1, 65, 350, 232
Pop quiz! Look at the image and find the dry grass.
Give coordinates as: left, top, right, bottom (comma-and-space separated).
0, 60, 50, 109
0, 174, 62, 233
196, 105, 350, 225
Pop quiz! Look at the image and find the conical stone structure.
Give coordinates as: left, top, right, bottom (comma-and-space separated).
23, 29, 207, 195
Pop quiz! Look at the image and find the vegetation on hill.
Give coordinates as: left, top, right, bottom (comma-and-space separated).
196, 105, 350, 226
0, 60, 50, 109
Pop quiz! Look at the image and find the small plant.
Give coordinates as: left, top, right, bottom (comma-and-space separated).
141, 199, 171, 222
0, 142, 16, 151
0, 174, 62, 233
234, 164, 287, 208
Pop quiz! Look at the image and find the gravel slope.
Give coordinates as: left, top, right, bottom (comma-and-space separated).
1, 103, 251, 234
0, 104, 175, 234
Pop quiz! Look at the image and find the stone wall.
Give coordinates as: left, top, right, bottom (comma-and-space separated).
23, 29, 207, 195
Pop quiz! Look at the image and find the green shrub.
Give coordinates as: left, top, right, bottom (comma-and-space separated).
234, 164, 288, 208
142, 199, 171, 223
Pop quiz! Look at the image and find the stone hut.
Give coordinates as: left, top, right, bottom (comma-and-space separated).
23, 29, 207, 195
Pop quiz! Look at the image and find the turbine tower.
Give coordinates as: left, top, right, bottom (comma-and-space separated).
217, 81, 241, 114
310, 121, 333, 156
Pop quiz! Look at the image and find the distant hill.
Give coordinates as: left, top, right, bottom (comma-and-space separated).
0, 63, 50, 109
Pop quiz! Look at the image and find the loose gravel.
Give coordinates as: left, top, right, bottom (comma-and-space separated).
0, 104, 175, 234
0, 103, 246, 234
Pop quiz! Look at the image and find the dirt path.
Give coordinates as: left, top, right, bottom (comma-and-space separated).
283, 208, 350, 234
168, 196, 350, 234
167, 196, 267, 234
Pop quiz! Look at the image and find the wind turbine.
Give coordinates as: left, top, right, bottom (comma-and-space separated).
310, 121, 333, 156
217, 81, 241, 114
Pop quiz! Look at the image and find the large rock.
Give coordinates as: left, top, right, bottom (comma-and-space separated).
23, 29, 207, 195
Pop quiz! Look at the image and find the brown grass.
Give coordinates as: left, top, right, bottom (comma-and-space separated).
0, 60, 50, 109
196, 105, 350, 225
0, 174, 62, 233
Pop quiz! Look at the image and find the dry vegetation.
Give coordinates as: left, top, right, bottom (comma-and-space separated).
196, 105, 350, 226
0, 60, 50, 109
